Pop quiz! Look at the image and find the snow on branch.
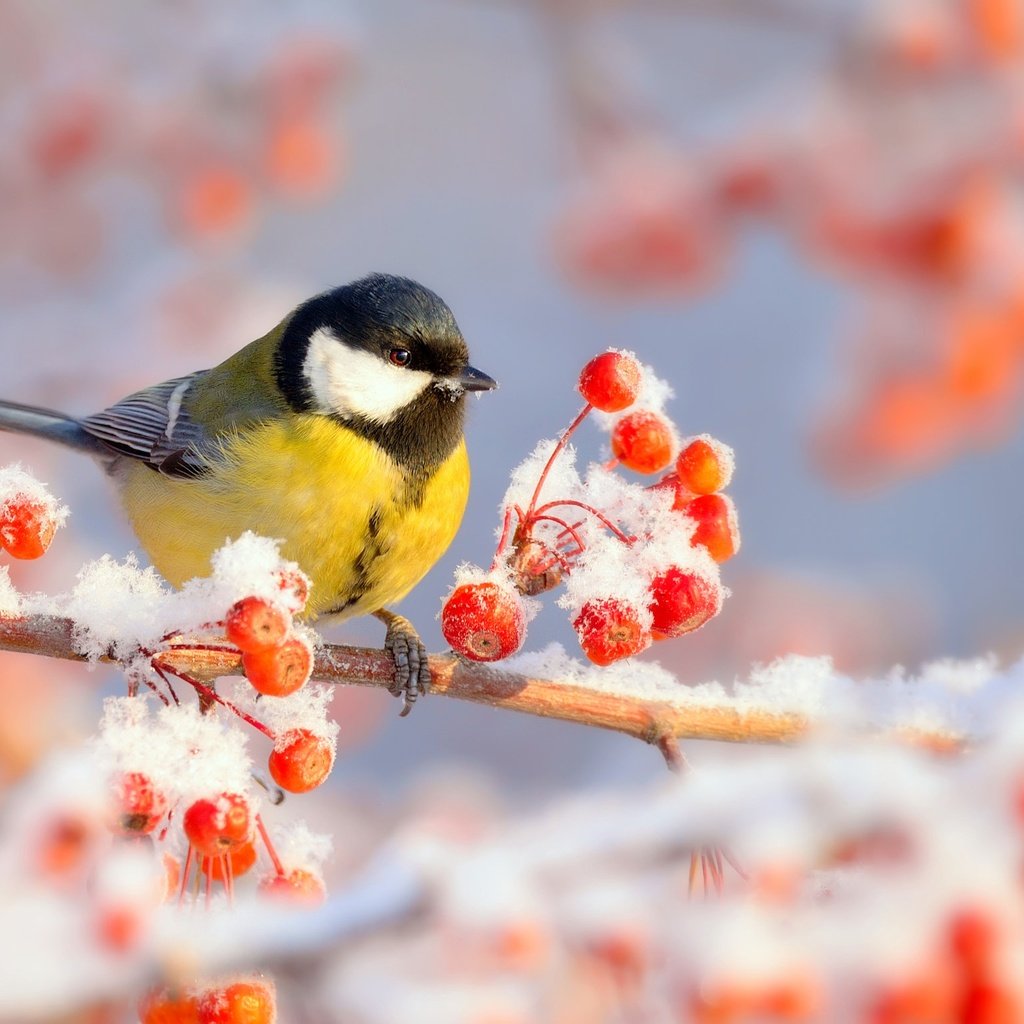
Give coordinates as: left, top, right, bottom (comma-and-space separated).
0, 609, 972, 756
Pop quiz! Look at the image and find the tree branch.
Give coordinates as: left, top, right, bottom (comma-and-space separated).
0, 612, 961, 753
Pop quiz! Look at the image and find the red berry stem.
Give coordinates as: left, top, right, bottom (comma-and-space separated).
256, 814, 285, 877
530, 514, 586, 556
222, 853, 235, 906
178, 844, 194, 907
151, 657, 275, 739
525, 403, 592, 518
490, 504, 520, 570
138, 671, 171, 707
534, 499, 635, 544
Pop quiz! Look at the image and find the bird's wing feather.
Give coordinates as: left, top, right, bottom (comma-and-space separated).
80, 373, 215, 478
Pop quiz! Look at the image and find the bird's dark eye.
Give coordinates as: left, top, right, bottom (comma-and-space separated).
388, 348, 411, 367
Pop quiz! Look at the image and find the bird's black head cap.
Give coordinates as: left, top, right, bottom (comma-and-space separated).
274, 273, 489, 479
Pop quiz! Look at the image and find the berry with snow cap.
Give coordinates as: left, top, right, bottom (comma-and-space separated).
675, 436, 735, 495
578, 350, 643, 412
611, 410, 675, 474
110, 771, 168, 837
648, 566, 722, 639
0, 496, 59, 559
268, 729, 334, 793
197, 979, 275, 1024
684, 493, 740, 563
224, 596, 290, 654
441, 580, 526, 661
258, 867, 326, 906
183, 793, 253, 857
574, 597, 652, 666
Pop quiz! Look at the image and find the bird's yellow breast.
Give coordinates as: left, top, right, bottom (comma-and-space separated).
115, 416, 470, 619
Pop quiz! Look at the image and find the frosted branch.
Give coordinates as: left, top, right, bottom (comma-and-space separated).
0, 612, 963, 754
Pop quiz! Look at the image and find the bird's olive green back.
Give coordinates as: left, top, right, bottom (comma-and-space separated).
184, 321, 291, 433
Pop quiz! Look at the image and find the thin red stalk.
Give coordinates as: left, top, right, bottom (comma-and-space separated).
204, 861, 212, 910
164, 673, 180, 705
714, 847, 725, 885
490, 506, 519, 569
140, 673, 171, 707
706, 849, 724, 894
701, 852, 709, 897
526, 403, 592, 517
256, 814, 285, 877
555, 518, 586, 543
151, 663, 182, 709
178, 846, 193, 907
531, 514, 586, 555
535, 499, 634, 544
153, 657, 274, 739
688, 851, 699, 897
720, 847, 749, 881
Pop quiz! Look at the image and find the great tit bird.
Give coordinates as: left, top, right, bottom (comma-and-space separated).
0, 273, 496, 712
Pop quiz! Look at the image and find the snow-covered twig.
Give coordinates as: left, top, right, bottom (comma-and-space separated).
0, 612, 963, 755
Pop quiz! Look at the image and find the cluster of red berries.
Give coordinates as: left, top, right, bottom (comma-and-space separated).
0, 490, 62, 560
441, 350, 740, 667
139, 976, 275, 1024
224, 588, 334, 795
110, 767, 327, 910
134, 582, 335, 797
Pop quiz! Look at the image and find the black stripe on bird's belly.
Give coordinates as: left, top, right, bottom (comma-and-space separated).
333, 505, 388, 614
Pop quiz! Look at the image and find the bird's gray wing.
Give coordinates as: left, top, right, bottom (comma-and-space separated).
79, 372, 215, 479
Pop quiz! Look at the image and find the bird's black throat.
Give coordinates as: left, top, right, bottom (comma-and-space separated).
343, 385, 467, 488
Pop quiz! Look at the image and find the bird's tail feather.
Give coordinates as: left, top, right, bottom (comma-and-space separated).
0, 399, 106, 455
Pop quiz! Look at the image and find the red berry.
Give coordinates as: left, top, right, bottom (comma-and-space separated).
949, 907, 998, 978
36, 813, 94, 878
182, 793, 252, 857
578, 351, 643, 412
648, 567, 722, 639
684, 494, 740, 563
268, 729, 334, 793
110, 771, 168, 836
197, 980, 275, 1024
441, 581, 526, 662
610, 411, 675, 474
199, 839, 258, 883
675, 437, 734, 495
258, 867, 327, 906
0, 496, 57, 559
573, 598, 652, 666
242, 636, 313, 697
140, 987, 201, 1024
96, 903, 144, 953
224, 597, 290, 653
961, 983, 1018, 1024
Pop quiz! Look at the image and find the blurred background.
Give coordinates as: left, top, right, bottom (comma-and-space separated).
1, 0, 1023, 804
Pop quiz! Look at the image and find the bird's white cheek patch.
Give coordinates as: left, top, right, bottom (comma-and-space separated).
303, 328, 433, 424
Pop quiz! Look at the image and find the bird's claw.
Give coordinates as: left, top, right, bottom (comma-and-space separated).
376, 610, 430, 716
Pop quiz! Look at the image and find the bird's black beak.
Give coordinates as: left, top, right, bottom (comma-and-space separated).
457, 364, 498, 392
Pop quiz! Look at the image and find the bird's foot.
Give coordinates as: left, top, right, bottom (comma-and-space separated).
374, 609, 430, 716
